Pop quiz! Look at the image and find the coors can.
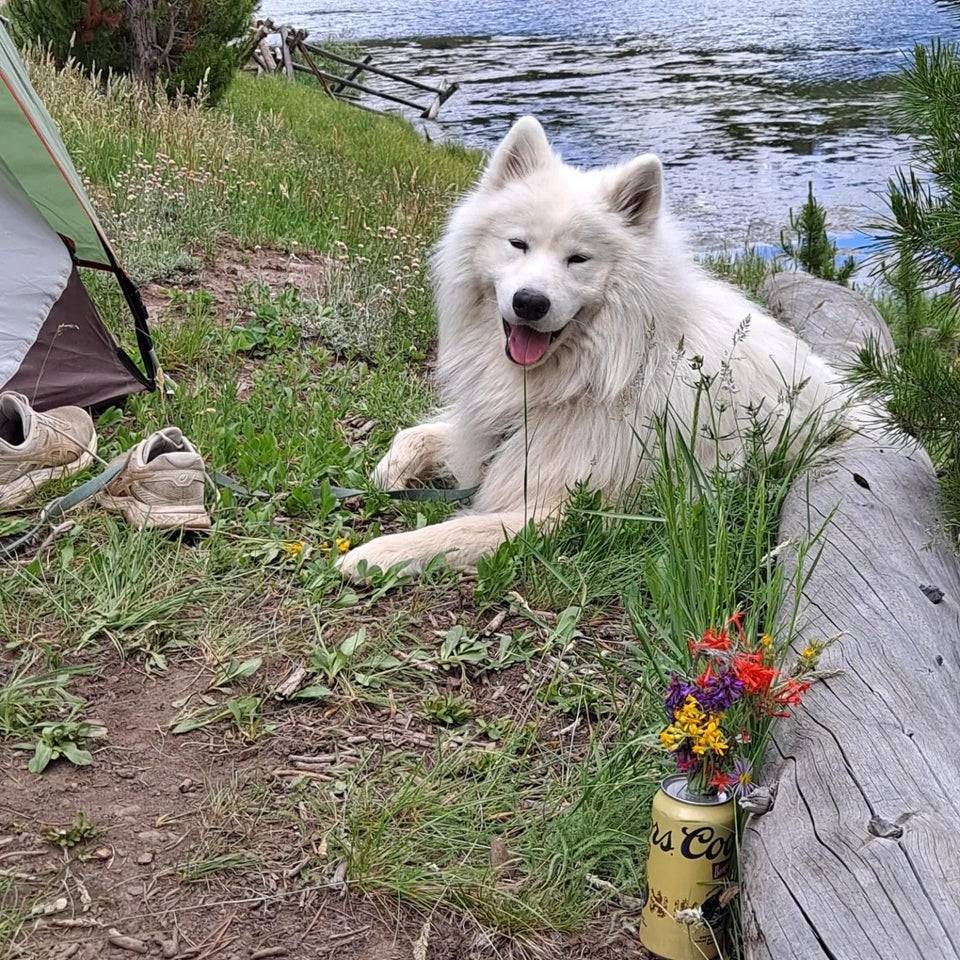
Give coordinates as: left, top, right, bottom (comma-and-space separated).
639, 774, 735, 960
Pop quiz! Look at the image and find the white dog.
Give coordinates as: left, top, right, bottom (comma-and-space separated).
338, 116, 841, 579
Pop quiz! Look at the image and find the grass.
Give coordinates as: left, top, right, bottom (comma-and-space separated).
700, 247, 779, 301
0, 55, 838, 954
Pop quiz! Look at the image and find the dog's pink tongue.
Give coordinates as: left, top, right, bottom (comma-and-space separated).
507, 324, 551, 366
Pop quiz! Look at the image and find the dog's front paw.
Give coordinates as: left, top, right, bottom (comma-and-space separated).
370, 447, 414, 491
335, 534, 423, 582
370, 424, 447, 490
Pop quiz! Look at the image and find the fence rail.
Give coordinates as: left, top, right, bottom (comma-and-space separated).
246, 20, 460, 120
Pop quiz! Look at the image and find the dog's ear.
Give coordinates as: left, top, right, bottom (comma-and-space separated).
609, 154, 662, 228
481, 116, 552, 190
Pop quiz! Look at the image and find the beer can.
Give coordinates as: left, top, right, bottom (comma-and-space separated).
639, 774, 735, 960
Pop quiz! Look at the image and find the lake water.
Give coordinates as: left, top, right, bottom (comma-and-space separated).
264, 1, 960, 248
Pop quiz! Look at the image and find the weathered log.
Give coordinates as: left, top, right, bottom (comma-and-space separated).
330, 54, 372, 96
762, 271, 895, 358
279, 27, 295, 82
301, 40, 447, 96
256, 38, 277, 74
294, 58, 428, 113
292, 44, 333, 98
741, 273, 960, 960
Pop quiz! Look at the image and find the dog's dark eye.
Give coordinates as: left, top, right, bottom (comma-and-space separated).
509, 238, 528, 252
567, 254, 590, 265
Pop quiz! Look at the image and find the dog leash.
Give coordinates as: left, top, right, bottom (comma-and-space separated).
2, 467, 478, 560
207, 469, 478, 504
0, 460, 124, 560
327, 482, 479, 503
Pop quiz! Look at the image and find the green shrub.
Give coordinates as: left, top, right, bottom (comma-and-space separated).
852, 254, 960, 530
876, 40, 960, 289
5, 0, 257, 105
852, 41, 960, 532
780, 181, 855, 284
5, 0, 128, 73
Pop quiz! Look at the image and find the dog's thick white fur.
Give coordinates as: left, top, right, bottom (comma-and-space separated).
338, 116, 843, 579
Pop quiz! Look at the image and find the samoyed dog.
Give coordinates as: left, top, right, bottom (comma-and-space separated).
338, 116, 843, 579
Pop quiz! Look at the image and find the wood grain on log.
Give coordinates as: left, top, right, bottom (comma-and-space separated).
742, 273, 960, 960
279, 27, 295, 81
256, 38, 277, 74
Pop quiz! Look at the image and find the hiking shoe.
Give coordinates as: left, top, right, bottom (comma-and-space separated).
97, 427, 211, 531
0, 392, 97, 509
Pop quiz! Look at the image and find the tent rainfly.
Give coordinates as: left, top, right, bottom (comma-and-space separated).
0, 20, 157, 411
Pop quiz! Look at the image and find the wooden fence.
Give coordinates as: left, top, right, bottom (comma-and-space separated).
246, 20, 460, 119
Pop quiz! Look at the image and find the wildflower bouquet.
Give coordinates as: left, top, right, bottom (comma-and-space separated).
658, 612, 822, 797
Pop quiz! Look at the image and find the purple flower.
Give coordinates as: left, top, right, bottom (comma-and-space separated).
732, 757, 755, 796
665, 673, 696, 717
695, 668, 744, 712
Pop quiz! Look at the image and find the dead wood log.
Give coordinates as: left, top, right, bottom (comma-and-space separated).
256, 37, 277, 74
331, 54, 372, 96
279, 26, 295, 81
293, 43, 333, 98
741, 273, 960, 960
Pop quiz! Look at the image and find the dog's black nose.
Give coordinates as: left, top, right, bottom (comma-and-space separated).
512, 288, 551, 323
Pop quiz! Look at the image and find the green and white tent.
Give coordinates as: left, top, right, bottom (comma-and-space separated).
0, 20, 156, 411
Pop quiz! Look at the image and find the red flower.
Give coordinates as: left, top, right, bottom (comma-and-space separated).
726, 610, 747, 642
690, 627, 730, 656
710, 770, 735, 791
695, 665, 714, 688
676, 754, 697, 773
772, 679, 809, 707
733, 652, 778, 694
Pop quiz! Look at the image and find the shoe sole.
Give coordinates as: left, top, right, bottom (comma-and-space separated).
0, 441, 98, 509
96, 493, 212, 532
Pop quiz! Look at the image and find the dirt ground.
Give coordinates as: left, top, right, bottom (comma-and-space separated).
141, 247, 335, 323
0, 649, 647, 960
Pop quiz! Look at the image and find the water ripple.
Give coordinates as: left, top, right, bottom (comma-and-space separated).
264, 0, 960, 246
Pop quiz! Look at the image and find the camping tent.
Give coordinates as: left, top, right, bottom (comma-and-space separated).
0, 20, 156, 411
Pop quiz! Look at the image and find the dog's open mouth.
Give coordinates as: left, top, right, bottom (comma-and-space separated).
502, 320, 565, 367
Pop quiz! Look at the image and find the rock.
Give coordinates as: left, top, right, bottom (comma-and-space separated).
93, 847, 112, 860
115, 767, 136, 779
30, 896, 68, 916
178, 778, 196, 793
135, 829, 169, 845
111, 804, 142, 819
136, 852, 154, 865
107, 930, 148, 954
156, 931, 178, 958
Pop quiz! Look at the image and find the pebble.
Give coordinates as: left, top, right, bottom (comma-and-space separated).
93, 847, 112, 860
30, 896, 68, 917
136, 851, 154, 865
178, 777, 196, 793
116, 767, 136, 779
107, 930, 148, 954
135, 829, 169, 845
112, 804, 142, 819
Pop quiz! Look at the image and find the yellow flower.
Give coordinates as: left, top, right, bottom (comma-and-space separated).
282, 540, 306, 557
800, 640, 825, 669
335, 536, 351, 555
674, 695, 706, 737
659, 724, 686, 752
760, 633, 773, 648
692, 715, 729, 757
